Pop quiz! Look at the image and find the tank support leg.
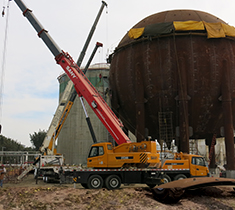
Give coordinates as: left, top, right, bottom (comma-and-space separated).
178, 58, 190, 153
135, 62, 145, 142
206, 134, 216, 169
222, 60, 235, 170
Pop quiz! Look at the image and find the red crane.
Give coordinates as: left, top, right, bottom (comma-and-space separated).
14, 0, 131, 145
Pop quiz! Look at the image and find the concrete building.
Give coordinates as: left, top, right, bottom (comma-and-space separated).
57, 63, 111, 165
195, 138, 226, 167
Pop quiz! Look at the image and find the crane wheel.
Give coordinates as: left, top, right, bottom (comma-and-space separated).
105, 175, 121, 190
174, 174, 187, 181
87, 175, 103, 189
162, 174, 171, 183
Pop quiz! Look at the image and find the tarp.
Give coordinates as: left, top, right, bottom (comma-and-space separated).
128, 22, 173, 39
143, 22, 174, 37
128, 27, 144, 39
203, 22, 226, 38
173, 20, 205, 31
222, 24, 235, 37
128, 20, 235, 40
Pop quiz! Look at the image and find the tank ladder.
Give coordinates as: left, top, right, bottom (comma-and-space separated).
158, 112, 174, 150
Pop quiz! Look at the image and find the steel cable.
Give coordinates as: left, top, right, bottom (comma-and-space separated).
0, 0, 11, 126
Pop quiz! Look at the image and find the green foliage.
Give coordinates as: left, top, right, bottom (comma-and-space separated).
0, 135, 32, 151
30, 129, 46, 151
0, 134, 38, 164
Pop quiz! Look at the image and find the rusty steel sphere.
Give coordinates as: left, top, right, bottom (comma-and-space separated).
109, 10, 235, 142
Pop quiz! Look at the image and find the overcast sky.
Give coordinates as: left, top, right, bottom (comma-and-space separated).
0, 0, 235, 147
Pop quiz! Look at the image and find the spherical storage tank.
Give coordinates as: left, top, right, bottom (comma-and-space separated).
109, 10, 235, 150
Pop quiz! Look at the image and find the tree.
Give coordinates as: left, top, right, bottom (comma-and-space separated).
0, 135, 27, 151
30, 129, 46, 151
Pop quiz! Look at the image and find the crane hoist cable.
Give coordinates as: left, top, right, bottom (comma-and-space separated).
0, 0, 11, 129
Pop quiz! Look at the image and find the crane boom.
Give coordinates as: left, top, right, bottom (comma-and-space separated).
14, 0, 131, 145
40, 2, 107, 154
40, 80, 74, 154
41, 42, 103, 154
77, 1, 107, 67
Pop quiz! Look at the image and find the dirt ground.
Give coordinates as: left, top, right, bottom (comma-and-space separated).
1, 174, 235, 210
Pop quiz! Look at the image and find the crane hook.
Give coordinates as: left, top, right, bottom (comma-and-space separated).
2, 7, 5, 17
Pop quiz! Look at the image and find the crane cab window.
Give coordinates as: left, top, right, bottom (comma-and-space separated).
89, 146, 104, 157
99, 147, 104, 155
191, 157, 206, 166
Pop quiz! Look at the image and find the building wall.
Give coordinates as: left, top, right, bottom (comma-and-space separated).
57, 64, 111, 165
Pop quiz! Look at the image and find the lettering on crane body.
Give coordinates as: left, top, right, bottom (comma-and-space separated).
66, 66, 77, 79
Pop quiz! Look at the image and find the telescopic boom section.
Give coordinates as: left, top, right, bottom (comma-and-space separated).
14, 0, 131, 145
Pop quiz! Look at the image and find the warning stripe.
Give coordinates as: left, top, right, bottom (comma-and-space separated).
140, 153, 148, 163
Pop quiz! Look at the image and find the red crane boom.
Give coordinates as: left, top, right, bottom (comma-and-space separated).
14, 0, 131, 145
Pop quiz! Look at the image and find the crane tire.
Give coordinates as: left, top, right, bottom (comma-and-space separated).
162, 174, 171, 183
174, 174, 187, 181
87, 175, 103, 189
105, 175, 121, 190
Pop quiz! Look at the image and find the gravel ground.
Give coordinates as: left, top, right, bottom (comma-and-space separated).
1, 174, 235, 210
